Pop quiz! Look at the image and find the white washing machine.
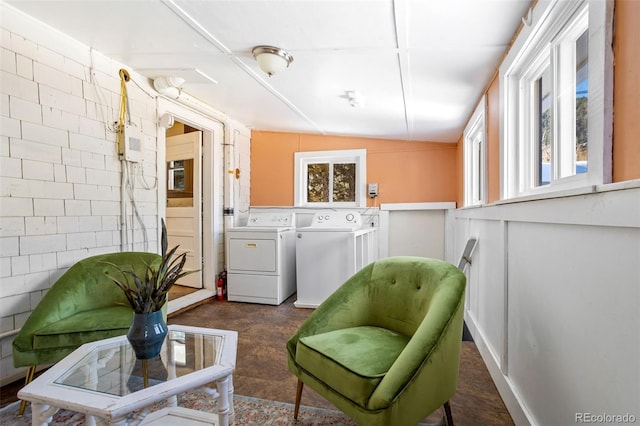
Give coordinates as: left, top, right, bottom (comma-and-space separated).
225, 212, 296, 305
295, 211, 379, 308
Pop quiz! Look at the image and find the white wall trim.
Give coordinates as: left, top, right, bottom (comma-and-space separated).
378, 210, 389, 258
167, 289, 216, 315
453, 186, 640, 228
380, 202, 456, 211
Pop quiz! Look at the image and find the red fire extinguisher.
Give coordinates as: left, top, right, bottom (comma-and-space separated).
217, 276, 224, 301
217, 271, 227, 301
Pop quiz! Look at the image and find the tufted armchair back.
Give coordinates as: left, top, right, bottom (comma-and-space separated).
363, 256, 464, 335
288, 256, 465, 350
13, 252, 162, 368
45, 252, 161, 314
287, 256, 466, 426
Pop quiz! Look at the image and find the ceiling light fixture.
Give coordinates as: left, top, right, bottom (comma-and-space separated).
252, 45, 294, 77
153, 76, 185, 99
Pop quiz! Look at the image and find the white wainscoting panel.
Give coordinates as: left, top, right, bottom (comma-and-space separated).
447, 184, 640, 426
467, 219, 506, 370
507, 222, 640, 426
387, 210, 446, 259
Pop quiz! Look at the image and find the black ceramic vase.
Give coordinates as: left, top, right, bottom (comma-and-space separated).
127, 310, 168, 360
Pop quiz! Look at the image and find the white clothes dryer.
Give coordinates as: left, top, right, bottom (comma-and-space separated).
295, 211, 378, 308
225, 212, 296, 305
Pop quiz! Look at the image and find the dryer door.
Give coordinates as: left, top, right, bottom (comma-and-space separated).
228, 237, 277, 272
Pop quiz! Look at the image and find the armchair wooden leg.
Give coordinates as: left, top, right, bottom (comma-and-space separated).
17, 365, 36, 417
294, 379, 304, 420
443, 401, 454, 426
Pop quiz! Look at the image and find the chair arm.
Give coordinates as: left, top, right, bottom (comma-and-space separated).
367, 288, 466, 410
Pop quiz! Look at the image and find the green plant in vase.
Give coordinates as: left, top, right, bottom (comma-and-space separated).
106, 218, 196, 359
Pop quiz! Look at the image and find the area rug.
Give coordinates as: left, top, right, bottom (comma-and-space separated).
0, 390, 358, 425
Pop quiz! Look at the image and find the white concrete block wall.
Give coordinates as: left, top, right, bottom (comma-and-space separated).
0, 6, 159, 384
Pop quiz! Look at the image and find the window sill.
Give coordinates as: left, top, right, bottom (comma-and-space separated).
463, 179, 640, 209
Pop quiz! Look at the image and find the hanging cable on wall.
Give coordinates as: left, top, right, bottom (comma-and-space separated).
117, 68, 131, 157
117, 68, 151, 252
126, 162, 150, 252
118, 69, 130, 251
89, 49, 118, 134
134, 162, 158, 191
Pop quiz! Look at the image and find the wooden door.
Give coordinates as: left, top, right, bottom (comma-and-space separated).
166, 131, 202, 288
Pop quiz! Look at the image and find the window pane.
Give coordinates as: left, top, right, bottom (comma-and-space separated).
332, 163, 356, 202
167, 159, 194, 206
168, 160, 185, 190
575, 29, 588, 175
536, 67, 552, 186
307, 163, 329, 202
475, 139, 483, 202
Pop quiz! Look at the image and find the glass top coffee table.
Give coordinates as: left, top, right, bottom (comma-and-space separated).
18, 325, 237, 426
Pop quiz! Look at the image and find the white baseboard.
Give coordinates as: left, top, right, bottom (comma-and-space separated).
168, 289, 216, 315
0, 364, 49, 388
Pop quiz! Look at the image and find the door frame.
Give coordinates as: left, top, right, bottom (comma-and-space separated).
157, 98, 224, 309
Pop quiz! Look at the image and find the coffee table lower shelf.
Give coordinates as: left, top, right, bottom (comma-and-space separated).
140, 406, 219, 425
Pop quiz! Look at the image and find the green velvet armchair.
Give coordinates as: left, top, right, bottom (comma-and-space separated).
287, 256, 467, 426
12, 251, 162, 415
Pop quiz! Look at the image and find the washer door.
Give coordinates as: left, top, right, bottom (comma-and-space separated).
228, 238, 277, 272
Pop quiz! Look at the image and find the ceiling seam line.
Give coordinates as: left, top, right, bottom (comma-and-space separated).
161, 0, 325, 134
161, 0, 231, 54
392, 0, 413, 141
229, 57, 326, 135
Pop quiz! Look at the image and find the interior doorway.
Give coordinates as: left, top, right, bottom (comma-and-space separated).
157, 98, 223, 312
165, 122, 203, 297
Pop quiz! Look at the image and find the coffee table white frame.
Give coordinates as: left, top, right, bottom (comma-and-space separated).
17, 325, 237, 426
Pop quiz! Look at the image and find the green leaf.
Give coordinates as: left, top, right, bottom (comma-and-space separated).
101, 219, 200, 314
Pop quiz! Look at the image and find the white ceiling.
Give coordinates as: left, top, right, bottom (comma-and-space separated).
5, 0, 531, 142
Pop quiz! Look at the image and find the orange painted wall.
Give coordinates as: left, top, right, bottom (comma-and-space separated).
251, 131, 458, 206
613, 0, 640, 181
455, 134, 464, 208
486, 78, 501, 202
250, 131, 299, 206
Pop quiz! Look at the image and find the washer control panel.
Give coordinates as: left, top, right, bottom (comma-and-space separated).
310, 211, 362, 228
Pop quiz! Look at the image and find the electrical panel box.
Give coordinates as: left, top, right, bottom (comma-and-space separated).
368, 182, 379, 198
123, 123, 143, 163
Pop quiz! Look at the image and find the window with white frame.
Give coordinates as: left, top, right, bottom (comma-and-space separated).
464, 96, 487, 206
294, 149, 367, 207
501, 0, 613, 198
